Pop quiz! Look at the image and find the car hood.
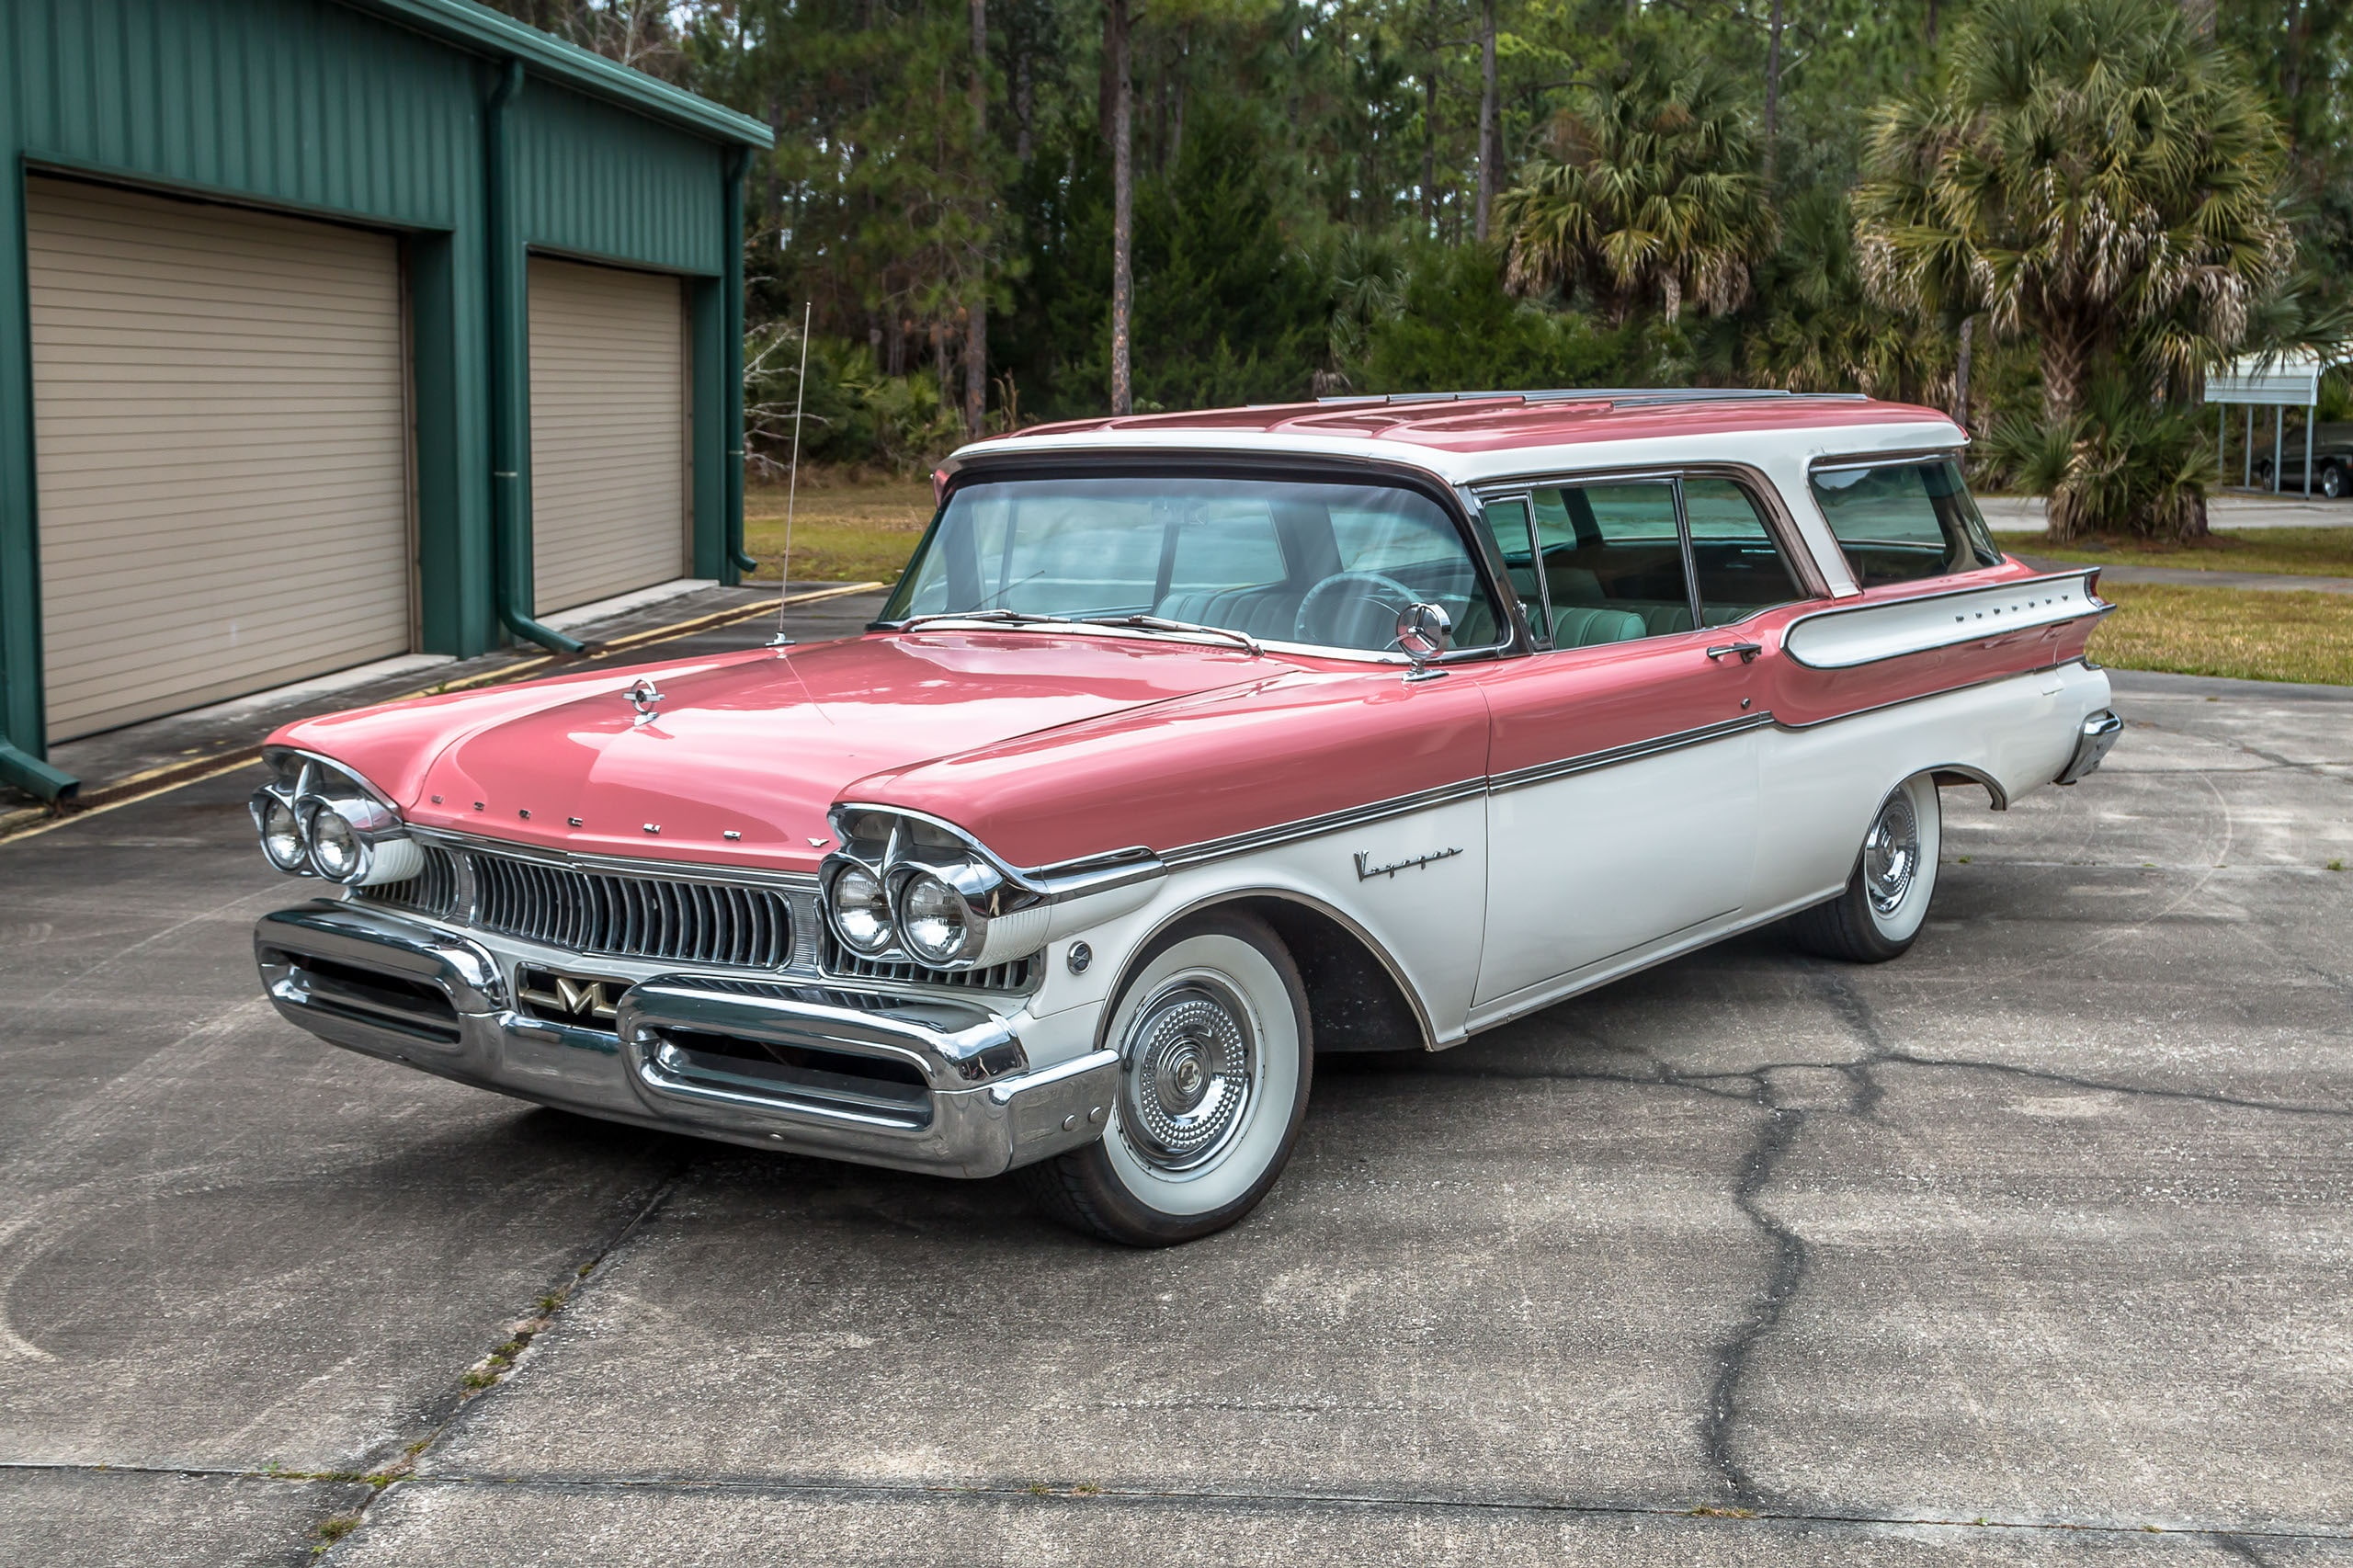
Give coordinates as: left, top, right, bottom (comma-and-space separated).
271, 631, 1279, 873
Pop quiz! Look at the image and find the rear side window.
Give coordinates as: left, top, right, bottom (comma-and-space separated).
1810, 460, 2002, 588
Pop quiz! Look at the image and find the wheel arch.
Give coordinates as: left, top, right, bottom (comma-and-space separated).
1094, 887, 1437, 1056
1928, 763, 2009, 812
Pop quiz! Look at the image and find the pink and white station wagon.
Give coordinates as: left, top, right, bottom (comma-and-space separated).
250, 390, 2121, 1244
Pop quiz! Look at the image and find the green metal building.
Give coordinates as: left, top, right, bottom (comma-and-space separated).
0, 0, 773, 800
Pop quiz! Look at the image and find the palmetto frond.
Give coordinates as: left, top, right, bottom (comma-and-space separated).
1853, 0, 2292, 417
1495, 45, 1773, 323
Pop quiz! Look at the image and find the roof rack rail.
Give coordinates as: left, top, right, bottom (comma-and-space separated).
1311, 387, 1870, 407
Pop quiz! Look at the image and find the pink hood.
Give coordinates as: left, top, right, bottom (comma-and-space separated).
271, 631, 1278, 873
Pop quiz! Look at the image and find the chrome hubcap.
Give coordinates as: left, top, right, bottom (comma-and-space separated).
1864, 791, 1921, 916
1120, 978, 1256, 1172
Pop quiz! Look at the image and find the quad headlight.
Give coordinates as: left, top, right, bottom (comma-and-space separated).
250, 752, 424, 887
825, 862, 894, 955
896, 870, 977, 966
820, 809, 1051, 972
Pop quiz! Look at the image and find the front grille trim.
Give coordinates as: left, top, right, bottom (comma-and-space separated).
360, 842, 795, 971
818, 928, 1038, 994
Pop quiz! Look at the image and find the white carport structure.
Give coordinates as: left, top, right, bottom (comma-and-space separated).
2204, 352, 2325, 495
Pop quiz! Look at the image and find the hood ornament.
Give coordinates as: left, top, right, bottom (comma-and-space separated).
625, 677, 665, 725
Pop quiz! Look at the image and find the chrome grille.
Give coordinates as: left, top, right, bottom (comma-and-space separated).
820, 929, 1036, 992
364, 845, 460, 918
472, 854, 793, 969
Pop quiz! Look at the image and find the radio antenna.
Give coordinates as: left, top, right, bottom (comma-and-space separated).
769, 299, 813, 648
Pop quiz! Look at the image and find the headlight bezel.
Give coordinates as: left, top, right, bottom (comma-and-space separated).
252, 748, 421, 887
819, 806, 1050, 972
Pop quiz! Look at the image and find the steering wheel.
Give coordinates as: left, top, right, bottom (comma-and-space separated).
1292, 571, 1421, 650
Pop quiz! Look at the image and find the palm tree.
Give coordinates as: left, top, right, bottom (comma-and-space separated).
1495, 48, 1773, 324
1852, 0, 2292, 428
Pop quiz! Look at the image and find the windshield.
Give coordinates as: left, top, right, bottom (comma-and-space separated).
880, 474, 1506, 655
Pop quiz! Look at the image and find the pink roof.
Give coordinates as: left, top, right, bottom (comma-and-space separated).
982, 392, 1953, 455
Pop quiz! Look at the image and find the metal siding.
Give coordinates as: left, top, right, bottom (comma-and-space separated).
0, 0, 750, 778
6, 0, 480, 232
529, 256, 688, 614
513, 83, 725, 277
28, 178, 411, 739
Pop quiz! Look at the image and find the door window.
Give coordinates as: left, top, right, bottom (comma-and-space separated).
1524, 480, 1695, 645
1683, 478, 1806, 624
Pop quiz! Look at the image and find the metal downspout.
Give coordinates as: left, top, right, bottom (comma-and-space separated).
484, 59, 585, 655
0, 144, 77, 801
723, 147, 756, 578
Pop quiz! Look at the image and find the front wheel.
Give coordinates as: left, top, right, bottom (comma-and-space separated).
1019, 910, 1313, 1246
2323, 463, 2345, 500
1784, 773, 1942, 962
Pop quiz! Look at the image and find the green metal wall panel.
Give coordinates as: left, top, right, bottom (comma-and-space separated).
0, 0, 757, 797
513, 82, 726, 277
7, 0, 477, 229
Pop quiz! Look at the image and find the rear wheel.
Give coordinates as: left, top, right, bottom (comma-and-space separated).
1019, 910, 1313, 1246
2324, 463, 2345, 500
1785, 773, 1942, 962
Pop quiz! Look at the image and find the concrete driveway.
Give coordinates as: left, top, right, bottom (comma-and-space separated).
2, 651, 2348, 1565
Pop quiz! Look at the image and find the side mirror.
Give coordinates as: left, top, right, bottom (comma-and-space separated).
1395, 601, 1452, 682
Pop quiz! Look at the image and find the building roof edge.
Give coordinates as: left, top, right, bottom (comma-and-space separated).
335, 0, 776, 148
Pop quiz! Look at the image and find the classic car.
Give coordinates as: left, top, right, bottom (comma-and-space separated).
2252, 420, 2352, 498
249, 388, 2121, 1245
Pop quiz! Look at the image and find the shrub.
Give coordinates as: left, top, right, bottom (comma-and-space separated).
1982, 381, 2218, 540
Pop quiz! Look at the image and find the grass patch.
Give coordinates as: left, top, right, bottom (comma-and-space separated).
2088, 583, 2353, 685
744, 469, 934, 586
1994, 527, 2353, 577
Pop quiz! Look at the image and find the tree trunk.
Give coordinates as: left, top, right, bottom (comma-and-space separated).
1953, 314, 1973, 429
2040, 324, 2086, 428
1108, 0, 1134, 415
1421, 20, 1438, 233
1170, 29, 1188, 169
1763, 0, 1784, 181
1014, 51, 1033, 165
965, 0, 989, 438
1474, 0, 1497, 244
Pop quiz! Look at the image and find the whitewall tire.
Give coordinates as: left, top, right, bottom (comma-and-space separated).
1019, 910, 1313, 1246
1786, 772, 1943, 962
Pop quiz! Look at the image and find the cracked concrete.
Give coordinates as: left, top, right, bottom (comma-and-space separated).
0, 634, 2347, 1563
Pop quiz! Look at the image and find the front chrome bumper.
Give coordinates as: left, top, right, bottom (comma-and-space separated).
254, 902, 1118, 1178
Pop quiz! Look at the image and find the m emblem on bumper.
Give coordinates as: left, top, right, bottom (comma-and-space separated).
516, 966, 626, 1026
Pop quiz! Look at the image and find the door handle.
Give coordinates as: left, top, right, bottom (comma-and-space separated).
1706, 642, 1762, 664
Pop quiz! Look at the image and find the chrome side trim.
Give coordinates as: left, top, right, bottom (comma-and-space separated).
1806, 445, 1972, 473
1487, 713, 1773, 796
1157, 777, 1490, 868
1780, 570, 2111, 670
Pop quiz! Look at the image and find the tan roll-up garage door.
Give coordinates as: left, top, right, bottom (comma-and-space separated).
528, 257, 689, 615
28, 177, 412, 742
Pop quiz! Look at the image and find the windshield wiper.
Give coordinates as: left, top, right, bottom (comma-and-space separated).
1079, 614, 1263, 656
893, 608, 1085, 632
892, 608, 1262, 657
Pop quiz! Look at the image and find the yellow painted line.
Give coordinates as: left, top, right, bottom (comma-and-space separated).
0, 582, 887, 848
0, 753, 271, 846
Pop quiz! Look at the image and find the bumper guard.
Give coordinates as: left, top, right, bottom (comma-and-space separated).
255, 902, 1118, 1178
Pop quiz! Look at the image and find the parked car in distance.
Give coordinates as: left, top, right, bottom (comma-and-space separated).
2253, 420, 2353, 497
248, 389, 2120, 1245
